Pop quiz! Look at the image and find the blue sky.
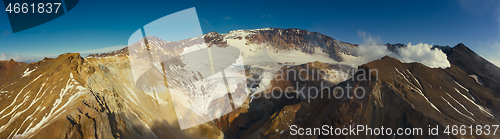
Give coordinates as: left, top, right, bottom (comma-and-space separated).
0, 0, 499, 65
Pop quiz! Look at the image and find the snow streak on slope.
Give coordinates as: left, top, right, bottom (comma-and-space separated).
0, 68, 89, 138
394, 67, 441, 113
242, 46, 337, 65
14, 73, 86, 138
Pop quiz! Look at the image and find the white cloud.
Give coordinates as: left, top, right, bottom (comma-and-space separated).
0, 53, 57, 63
76, 45, 127, 57
354, 31, 451, 68
355, 43, 391, 64
397, 43, 450, 68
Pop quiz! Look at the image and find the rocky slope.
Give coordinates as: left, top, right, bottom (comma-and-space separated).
441, 43, 500, 94
222, 56, 500, 139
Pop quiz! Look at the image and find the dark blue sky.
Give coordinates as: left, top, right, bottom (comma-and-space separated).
1, 0, 499, 65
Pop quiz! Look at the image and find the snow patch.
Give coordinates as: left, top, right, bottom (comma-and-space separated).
453, 80, 476, 101
469, 75, 483, 85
